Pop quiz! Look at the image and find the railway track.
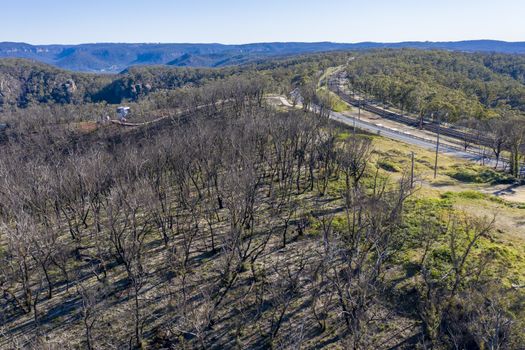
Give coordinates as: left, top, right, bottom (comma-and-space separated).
328, 81, 495, 148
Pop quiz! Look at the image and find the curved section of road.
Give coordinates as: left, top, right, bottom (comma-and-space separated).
108, 90, 513, 172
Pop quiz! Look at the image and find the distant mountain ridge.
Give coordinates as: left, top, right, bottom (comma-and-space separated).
1, 40, 524, 73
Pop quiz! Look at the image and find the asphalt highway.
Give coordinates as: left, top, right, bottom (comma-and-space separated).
329, 109, 504, 168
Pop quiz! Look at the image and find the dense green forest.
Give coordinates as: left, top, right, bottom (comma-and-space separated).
345, 50, 525, 121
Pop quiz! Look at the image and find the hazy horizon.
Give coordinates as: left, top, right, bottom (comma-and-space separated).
2, 0, 523, 45
2, 39, 525, 46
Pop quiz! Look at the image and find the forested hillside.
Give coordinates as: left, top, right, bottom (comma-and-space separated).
1, 49, 525, 350
0, 53, 347, 108
1, 68, 524, 349
0, 59, 112, 107
2, 40, 525, 72
0, 42, 359, 72
345, 50, 525, 121
3, 49, 525, 114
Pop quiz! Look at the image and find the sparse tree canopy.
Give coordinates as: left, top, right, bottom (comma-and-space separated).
0, 50, 524, 350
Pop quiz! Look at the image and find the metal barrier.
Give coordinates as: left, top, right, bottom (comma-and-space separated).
328, 82, 494, 147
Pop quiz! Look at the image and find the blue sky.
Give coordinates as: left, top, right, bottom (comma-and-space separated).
2, 0, 523, 44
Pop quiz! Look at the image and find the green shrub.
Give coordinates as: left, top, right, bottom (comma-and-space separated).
441, 190, 486, 200
377, 159, 401, 172
447, 165, 514, 184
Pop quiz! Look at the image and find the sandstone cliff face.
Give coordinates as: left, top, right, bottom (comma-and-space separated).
0, 57, 239, 108
0, 63, 146, 107
0, 59, 112, 108
0, 71, 81, 106
0, 74, 23, 107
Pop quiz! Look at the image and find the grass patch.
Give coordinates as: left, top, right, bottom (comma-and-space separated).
377, 159, 401, 173
317, 87, 351, 113
401, 196, 525, 286
475, 238, 525, 286
441, 190, 488, 201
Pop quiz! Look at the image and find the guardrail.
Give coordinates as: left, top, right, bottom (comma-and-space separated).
327, 93, 510, 169
328, 82, 495, 148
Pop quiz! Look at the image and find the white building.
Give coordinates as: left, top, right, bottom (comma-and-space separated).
117, 106, 131, 121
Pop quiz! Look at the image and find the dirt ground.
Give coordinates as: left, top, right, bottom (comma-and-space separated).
485, 184, 525, 203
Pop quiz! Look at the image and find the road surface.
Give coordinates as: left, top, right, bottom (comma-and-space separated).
328, 109, 503, 168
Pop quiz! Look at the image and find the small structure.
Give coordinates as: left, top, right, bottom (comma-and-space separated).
117, 106, 131, 122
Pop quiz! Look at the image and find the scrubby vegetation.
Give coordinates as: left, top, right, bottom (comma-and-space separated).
0, 50, 524, 349
446, 164, 515, 184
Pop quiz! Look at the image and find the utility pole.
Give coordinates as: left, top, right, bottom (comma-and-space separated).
434, 113, 447, 179
353, 94, 359, 137
433, 113, 440, 179
353, 113, 356, 137
411, 151, 415, 188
